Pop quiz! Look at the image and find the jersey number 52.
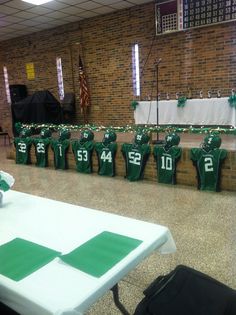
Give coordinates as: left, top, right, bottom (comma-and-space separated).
128, 152, 141, 165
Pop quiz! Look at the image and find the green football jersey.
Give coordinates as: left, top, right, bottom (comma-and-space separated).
14, 137, 32, 165
121, 143, 150, 181
33, 138, 51, 167
153, 145, 182, 184
51, 139, 70, 170
191, 148, 227, 191
95, 142, 117, 176
72, 140, 94, 173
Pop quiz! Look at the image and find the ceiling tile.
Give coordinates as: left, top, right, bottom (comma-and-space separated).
18, 19, 41, 26
0, 5, 20, 14
92, 6, 116, 14
0, 0, 139, 42
0, 27, 12, 33
26, 6, 53, 14
109, 1, 134, 9
59, 6, 84, 14
31, 15, 55, 23
77, 10, 99, 18
128, 0, 149, 4
58, 0, 85, 4
5, 0, 33, 9
0, 20, 11, 27
35, 23, 55, 29
95, 0, 120, 4
9, 23, 29, 29
76, 1, 102, 10
41, 1, 70, 10
2, 15, 24, 23
45, 11, 69, 18
61, 15, 81, 22
13, 11, 37, 19
46, 19, 68, 26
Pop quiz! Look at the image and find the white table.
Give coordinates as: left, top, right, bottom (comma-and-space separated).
0, 190, 176, 315
134, 98, 236, 126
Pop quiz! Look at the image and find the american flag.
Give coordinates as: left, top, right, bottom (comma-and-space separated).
79, 56, 90, 111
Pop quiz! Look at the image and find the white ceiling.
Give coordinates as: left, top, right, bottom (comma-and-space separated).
0, 0, 150, 42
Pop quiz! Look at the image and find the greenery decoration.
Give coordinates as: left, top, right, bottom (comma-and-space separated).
14, 122, 23, 136
177, 96, 187, 108
131, 100, 139, 110
228, 94, 236, 108
19, 123, 236, 136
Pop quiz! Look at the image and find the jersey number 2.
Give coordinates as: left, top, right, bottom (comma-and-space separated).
204, 157, 213, 172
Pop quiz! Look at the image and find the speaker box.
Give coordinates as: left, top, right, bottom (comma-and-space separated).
62, 92, 75, 114
9, 85, 27, 104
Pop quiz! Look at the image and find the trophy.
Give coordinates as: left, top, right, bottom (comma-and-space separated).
207, 90, 211, 98
217, 90, 221, 98
199, 90, 203, 99
187, 87, 192, 99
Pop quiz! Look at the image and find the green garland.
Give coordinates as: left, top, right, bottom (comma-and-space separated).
17, 122, 236, 136
228, 94, 236, 108
177, 96, 187, 108
131, 100, 139, 110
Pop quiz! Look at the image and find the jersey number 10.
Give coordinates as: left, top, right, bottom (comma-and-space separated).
161, 156, 173, 170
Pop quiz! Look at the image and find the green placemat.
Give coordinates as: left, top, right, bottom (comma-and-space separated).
60, 231, 142, 277
0, 238, 61, 281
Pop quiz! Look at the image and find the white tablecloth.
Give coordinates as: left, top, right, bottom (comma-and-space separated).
134, 98, 236, 126
0, 190, 176, 315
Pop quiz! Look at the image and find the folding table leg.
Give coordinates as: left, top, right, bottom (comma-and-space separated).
111, 284, 130, 315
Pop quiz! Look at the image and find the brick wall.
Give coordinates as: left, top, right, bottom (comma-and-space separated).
0, 3, 236, 134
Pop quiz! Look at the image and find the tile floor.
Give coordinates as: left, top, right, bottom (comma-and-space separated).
0, 144, 236, 314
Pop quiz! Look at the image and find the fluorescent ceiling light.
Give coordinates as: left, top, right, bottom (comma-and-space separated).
22, 0, 53, 5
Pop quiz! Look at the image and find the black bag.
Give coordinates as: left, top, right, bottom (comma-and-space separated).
0, 302, 19, 315
134, 265, 236, 315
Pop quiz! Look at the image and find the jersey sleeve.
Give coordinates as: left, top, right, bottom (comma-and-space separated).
141, 144, 151, 155
121, 143, 127, 154
95, 142, 101, 152
219, 149, 227, 160
174, 147, 182, 159
86, 141, 94, 151
50, 139, 56, 150
27, 137, 33, 145
64, 140, 70, 149
153, 145, 159, 159
112, 142, 118, 152
190, 148, 200, 161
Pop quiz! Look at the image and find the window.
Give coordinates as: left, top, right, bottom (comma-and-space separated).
132, 44, 140, 97
56, 57, 64, 101
3, 66, 11, 104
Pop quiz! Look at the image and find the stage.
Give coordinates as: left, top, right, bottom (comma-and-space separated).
6, 129, 236, 192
